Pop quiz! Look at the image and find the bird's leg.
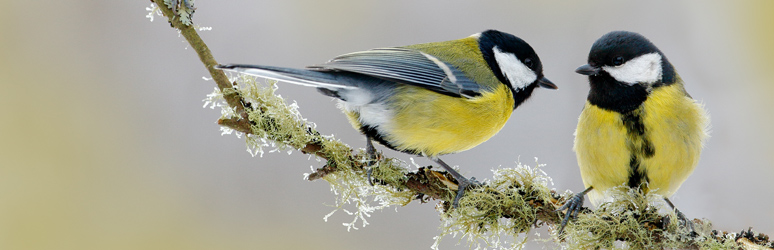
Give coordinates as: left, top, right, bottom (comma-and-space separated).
365, 137, 377, 186
555, 186, 593, 234
664, 197, 696, 234
431, 157, 480, 208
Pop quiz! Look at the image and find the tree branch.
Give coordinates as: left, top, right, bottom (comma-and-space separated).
150, 1, 772, 249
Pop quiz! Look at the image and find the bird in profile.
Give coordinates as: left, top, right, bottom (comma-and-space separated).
217, 30, 556, 207
558, 31, 709, 233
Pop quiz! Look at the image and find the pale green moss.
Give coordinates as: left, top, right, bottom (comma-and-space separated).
562, 188, 666, 249
203, 76, 745, 249
367, 155, 411, 189
321, 157, 414, 231
560, 187, 736, 249
207, 75, 414, 231
433, 159, 553, 250
318, 146, 414, 231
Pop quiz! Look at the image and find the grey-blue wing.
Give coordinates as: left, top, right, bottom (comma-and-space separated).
309, 48, 482, 98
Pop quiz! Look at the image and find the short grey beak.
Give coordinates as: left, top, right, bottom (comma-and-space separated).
538, 77, 558, 89
575, 64, 601, 76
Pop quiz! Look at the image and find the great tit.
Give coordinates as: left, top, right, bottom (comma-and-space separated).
557, 31, 709, 233
217, 30, 557, 207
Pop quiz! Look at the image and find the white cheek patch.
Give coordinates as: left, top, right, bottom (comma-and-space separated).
602, 52, 663, 85
493, 46, 537, 89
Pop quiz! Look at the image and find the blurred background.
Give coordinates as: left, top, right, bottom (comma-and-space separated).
1, 0, 772, 249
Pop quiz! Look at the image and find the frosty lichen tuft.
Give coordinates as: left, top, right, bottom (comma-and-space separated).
205, 74, 322, 157
559, 186, 736, 249
206, 75, 415, 230
321, 152, 414, 231
433, 159, 554, 250
148, 1, 768, 246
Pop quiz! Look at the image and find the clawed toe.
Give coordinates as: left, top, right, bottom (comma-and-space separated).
555, 193, 584, 234
451, 177, 481, 208
664, 197, 697, 236
555, 187, 592, 235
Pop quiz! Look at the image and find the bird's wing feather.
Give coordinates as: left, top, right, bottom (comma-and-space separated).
310, 48, 482, 98
217, 64, 356, 90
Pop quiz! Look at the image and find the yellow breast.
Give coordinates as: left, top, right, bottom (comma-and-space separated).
347, 84, 514, 157
574, 83, 709, 206
639, 84, 708, 197
574, 103, 631, 205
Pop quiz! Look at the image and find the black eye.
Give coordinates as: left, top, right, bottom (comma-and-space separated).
523, 58, 533, 67
613, 56, 624, 66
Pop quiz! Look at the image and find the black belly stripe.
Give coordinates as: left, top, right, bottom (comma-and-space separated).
627, 155, 649, 188
622, 109, 655, 189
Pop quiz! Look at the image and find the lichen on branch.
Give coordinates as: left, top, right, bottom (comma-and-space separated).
149, 1, 773, 249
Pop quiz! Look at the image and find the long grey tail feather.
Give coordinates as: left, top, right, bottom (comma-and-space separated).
215, 64, 355, 90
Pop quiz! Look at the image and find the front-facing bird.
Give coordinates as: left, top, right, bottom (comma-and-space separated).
217, 30, 556, 207
558, 31, 709, 233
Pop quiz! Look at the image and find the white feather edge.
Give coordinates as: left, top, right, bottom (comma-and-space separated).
219, 67, 357, 90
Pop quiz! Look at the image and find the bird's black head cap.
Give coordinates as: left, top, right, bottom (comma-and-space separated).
580, 31, 679, 113
587, 31, 675, 84
479, 30, 544, 88
478, 30, 554, 109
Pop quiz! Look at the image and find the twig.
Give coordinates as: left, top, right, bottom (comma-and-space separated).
150, 2, 773, 249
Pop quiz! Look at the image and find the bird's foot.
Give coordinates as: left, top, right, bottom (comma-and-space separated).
663, 198, 697, 236
451, 176, 482, 208
665, 207, 697, 236
555, 193, 584, 234
430, 157, 481, 208
365, 137, 377, 186
366, 166, 375, 186
675, 209, 695, 233
554, 186, 592, 235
